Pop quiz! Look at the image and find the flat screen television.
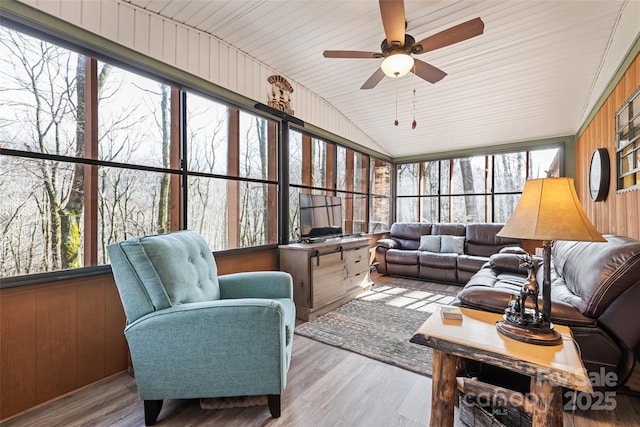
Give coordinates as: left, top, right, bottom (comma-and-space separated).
299, 194, 343, 240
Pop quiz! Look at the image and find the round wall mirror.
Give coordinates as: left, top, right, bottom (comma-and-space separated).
589, 148, 610, 202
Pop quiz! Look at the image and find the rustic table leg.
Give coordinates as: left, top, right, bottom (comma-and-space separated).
430, 349, 457, 426
530, 377, 562, 427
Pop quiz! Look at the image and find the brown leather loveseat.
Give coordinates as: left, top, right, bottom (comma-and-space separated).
375, 222, 521, 285
455, 235, 640, 389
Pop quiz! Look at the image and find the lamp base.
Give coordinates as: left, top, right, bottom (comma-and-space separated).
496, 320, 562, 346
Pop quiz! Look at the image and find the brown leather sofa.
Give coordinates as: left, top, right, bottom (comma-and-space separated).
455, 235, 640, 389
375, 222, 521, 285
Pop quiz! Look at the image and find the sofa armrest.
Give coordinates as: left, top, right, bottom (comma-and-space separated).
218, 271, 293, 299
489, 253, 530, 275
376, 238, 399, 249
456, 286, 598, 327
499, 246, 528, 255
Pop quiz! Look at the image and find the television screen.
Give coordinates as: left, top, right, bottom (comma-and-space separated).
299, 194, 343, 239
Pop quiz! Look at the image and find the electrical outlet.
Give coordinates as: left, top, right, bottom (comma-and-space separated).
535, 247, 544, 257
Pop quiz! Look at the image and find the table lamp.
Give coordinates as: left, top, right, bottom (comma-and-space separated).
496, 177, 606, 345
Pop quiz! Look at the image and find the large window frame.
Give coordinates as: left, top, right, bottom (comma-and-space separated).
286, 127, 392, 241
0, 19, 392, 283
0, 21, 280, 282
616, 86, 640, 192
395, 145, 563, 223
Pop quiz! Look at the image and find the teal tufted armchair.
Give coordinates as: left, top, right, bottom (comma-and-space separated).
107, 230, 295, 425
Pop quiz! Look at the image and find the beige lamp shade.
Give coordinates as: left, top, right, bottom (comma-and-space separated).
496, 177, 606, 242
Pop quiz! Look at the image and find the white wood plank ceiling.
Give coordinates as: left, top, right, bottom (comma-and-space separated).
124, 0, 638, 158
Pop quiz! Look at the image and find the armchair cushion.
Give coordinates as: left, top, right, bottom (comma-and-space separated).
111, 231, 220, 320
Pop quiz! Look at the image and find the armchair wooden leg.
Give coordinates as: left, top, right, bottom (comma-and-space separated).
267, 394, 281, 418
144, 399, 163, 426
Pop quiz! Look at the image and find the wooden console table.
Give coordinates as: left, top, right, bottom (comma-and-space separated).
279, 237, 372, 320
411, 307, 593, 427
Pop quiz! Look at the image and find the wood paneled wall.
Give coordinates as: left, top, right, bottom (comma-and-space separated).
0, 274, 127, 420
216, 248, 278, 276
0, 248, 278, 421
576, 53, 640, 240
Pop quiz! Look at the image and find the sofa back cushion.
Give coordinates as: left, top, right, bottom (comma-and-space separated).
390, 222, 433, 250
552, 235, 640, 317
465, 223, 521, 257
432, 223, 466, 237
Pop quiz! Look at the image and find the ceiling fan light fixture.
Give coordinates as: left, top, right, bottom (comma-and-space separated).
381, 53, 414, 77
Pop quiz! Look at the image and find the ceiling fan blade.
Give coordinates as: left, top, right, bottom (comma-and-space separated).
414, 17, 484, 54
361, 68, 386, 90
323, 50, 382, 59
379, 0, 406, 47
412, 59, 447, 84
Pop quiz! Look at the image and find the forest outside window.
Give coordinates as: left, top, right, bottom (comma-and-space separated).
287, 130, 391, 241
395, 147, 562, 223
0, 24, 279, 279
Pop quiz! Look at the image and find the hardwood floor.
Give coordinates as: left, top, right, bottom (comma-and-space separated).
3, 275, 639, 427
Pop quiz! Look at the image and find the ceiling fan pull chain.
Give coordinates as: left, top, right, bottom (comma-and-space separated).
394, 76, 399, 126
412, 88, 417, 129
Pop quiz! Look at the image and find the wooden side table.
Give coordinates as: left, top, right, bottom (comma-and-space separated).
411, 307, 593, 427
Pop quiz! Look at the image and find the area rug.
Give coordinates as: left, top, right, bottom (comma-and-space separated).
295, 285, 458, 376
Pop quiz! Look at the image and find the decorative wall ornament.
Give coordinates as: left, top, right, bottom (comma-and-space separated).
267, 75, 294, 115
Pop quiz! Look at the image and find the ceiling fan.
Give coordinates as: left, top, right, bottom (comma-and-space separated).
323, 0, 484, 89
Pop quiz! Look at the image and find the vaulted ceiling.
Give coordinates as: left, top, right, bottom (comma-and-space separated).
124, 0, 638, 158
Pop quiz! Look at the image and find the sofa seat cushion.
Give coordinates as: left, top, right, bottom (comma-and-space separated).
386, 249, 419, 265
457, 254, 488, 272
419, 251, 457, 269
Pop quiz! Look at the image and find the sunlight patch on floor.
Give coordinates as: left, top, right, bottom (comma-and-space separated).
358, 285, 456, 312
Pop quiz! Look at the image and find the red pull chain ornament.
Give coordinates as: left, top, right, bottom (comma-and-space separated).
411, 88, 417, 129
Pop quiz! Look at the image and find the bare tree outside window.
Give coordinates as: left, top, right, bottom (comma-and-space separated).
185, 93, 228, 249
1, 29, 81, 274
96, 65, 171, 262
397, 148, 561, 224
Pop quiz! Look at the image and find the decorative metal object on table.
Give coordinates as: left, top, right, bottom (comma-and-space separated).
496, 253, 558, 345
496, 177, 606, 346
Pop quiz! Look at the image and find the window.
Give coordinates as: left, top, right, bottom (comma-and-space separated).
369, 158, 392, 232
0, 27, 85, 275
0, 23, 279, 279
185, 95, 278, 251
287, 130, 391, 240
616, 87, 640, 192
396, 146, 562, 224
